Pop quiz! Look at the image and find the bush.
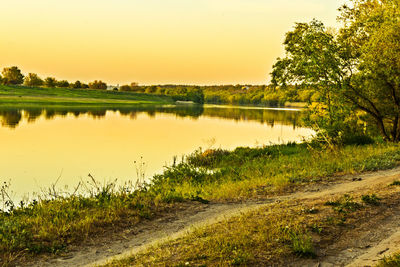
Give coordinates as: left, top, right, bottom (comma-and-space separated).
341, 134, 375, 146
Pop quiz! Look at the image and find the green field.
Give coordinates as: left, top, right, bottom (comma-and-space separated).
0, 85, 173, 108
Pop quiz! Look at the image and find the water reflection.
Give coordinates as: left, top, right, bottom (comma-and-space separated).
0, 105, 313, 199
0, 105, 304, 129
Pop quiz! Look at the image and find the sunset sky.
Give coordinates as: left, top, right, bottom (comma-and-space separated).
1, 0, 346, 85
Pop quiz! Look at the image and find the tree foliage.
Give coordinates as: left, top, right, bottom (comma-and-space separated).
56, 80, 70, 88
1, 66, 24, 85
24, 73, 44, 87
272, 0, 400, 142
72, 80, 82, 89
88, 80, 107, 90
44, 77, 57, 88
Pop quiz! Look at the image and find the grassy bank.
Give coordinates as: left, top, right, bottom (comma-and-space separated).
1, 142, 400, 264
0, 85, 173, 107
106, 182, 400, 266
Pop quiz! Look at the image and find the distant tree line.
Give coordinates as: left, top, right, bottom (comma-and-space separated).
0, 66, 107, 90
116, 83, 316, 106
0, 66, 316, 106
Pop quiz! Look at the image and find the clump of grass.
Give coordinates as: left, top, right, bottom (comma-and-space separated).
390, 180, 400, 186
288, 231, 315, 258
325, 194, 362, 214
377, 252, 400, 267
361, 194, 381, 206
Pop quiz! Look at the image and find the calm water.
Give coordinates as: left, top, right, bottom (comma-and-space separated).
0, 105, 313, 199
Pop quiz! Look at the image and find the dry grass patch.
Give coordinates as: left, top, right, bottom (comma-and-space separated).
105, 185, 400, 266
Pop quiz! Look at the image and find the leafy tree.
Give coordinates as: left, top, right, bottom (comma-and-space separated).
187, 88, 205, 104
88, 80, 107, 90
24, 73, 44, 87
271, 0, 400, 142
0, 74, 3, 84
57, 80, 70, 88
1, 66, 24, 85
44, 77, 57, 88
72, 80, 82, 89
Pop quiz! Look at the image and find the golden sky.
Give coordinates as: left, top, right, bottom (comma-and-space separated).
0, 0, 345, 85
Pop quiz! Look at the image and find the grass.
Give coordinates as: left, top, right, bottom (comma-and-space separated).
106, 201, 319, 266
377, 252, 400, 267
1, 142, 399, 264
0, 85, 173, 107
104, 187, 400, 266
175, 142, 400, 201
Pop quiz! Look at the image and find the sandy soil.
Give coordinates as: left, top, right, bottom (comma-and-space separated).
23, 166, 400, 267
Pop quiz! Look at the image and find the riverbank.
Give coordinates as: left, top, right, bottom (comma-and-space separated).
1, 142, 400, 265
0, 85, 173, 108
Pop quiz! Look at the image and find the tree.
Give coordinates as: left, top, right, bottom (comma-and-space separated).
44, 77, 57, 87
24, 73, 44, 87
72, 80, 82, 89
271, 0, 400, 142
88, 80, 107, 90
2, 66, 24, 85
56, 80, 70, 88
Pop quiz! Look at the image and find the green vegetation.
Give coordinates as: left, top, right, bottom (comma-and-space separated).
1, 142, 399, 264
361, 194, 381, 206
0, 0, 399, 265
390, 180, 400, 186
0, 84, 173, 108
120, 84, 313, 107
272, 0, 400, 142
377, 252, 400, 267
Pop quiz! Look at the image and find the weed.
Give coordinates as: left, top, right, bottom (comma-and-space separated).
310, 223, 323, 234
325, 194, 362, 214
289, 231, 316, 258
361, 194, 381, 206
303, 207, 319, 214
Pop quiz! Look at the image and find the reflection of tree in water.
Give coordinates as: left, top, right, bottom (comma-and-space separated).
25, 109, 42, 122
0, 105, 304, 129
0, 110, 22, 128
88, 110, 107, 118
201, 107, 303, 129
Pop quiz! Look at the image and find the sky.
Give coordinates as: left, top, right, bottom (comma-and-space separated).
0, 0, 346, 85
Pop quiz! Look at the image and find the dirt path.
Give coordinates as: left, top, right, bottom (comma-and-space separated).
30, 167, 400, 267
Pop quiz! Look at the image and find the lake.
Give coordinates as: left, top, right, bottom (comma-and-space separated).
0, 105, 314, 200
